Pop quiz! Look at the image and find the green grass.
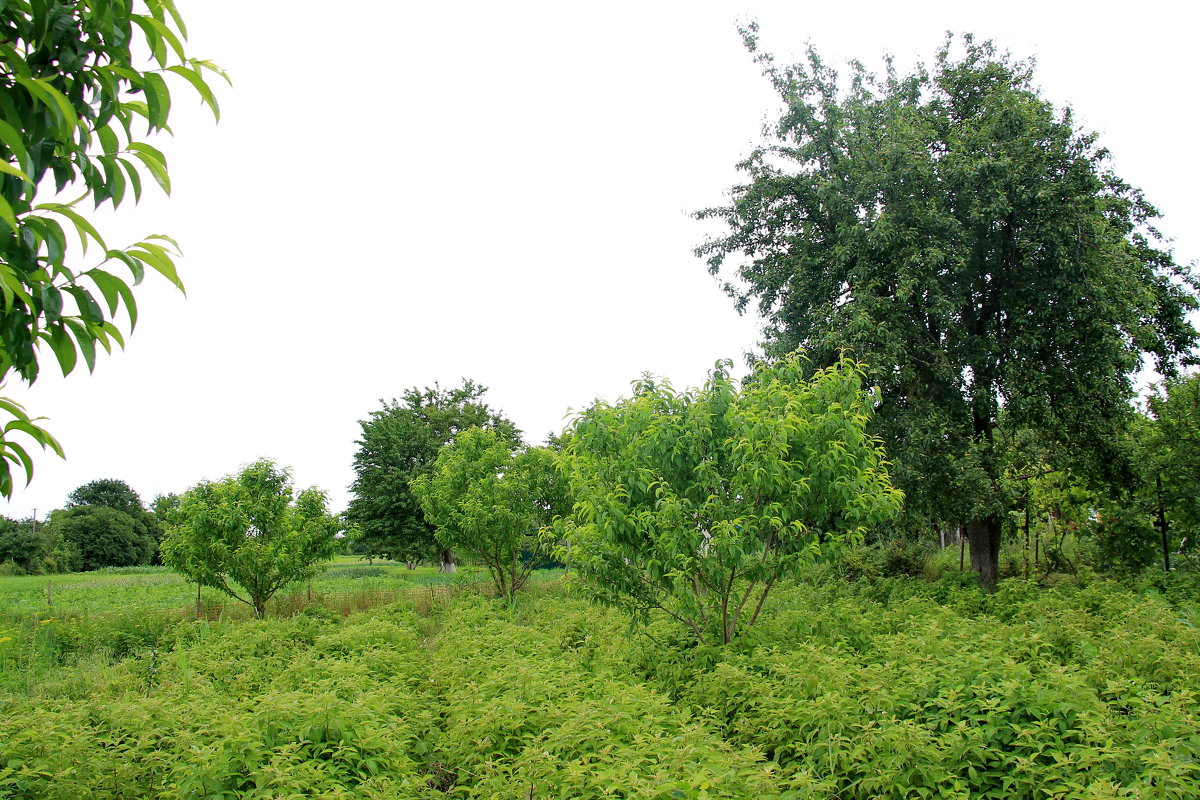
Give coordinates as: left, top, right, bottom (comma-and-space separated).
2, 575, 1200, 797
0, 557, 502, 618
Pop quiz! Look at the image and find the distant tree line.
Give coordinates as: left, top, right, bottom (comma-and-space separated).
0, 478, 163, 575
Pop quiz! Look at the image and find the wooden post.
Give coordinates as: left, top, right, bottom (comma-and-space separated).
46, 579, 53, 608
958, 528, 965, 572
196, 584, 202, 617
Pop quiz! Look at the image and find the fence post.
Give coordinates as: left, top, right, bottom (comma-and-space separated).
46, 579, 53, 609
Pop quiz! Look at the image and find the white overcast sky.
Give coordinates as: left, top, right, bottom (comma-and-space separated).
4, 0, 1197, 518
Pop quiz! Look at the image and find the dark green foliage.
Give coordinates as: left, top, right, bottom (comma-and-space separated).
68, 478, 142, 515
51, 505, 153, 570
0, 515, 44, 573
697, 31, 1199, 588
67, 477, 162, 562
346, 380, 520, 567
0, 0, 225, 497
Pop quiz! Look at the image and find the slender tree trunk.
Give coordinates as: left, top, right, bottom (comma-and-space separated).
959, 526, 966, 572
967, 515, 1002, 592
1156, 473, 1171, 572
253, 597, 267, 618
1023, 505, 1031, 579
439, 549, 456, 574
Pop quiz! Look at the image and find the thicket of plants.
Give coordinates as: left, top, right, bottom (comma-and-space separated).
2, 575, 1197, 798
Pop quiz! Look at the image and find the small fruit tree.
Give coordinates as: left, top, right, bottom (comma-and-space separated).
412, 427, 567, 599
161, 459, 339, 617
562, 353, 902, 644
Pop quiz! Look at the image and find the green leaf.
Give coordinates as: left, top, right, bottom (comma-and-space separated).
127, 146, 171, 194
128, 243, 185, 293
39, 285, 64, 322
0, 119, 33, 176
96, 124, 121, 156
143, 15, 187, 62
130, 14, 168, 67
117, 157, 143, 203
2, 438, 35, 488
35, 202, 109, 253
167, 65, 220, 121
67, 286, 105, 325
65, 318, 98, 372
45, 324, 77, 376
0, 161, 34, 185
87, 269, 125, 315
0, 193, 17, 231
158, 0, 189, 39
104, 248, 146, 285
142, 71, 172, 131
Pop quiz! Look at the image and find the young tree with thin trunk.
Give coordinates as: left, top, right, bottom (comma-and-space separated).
412, 428, 567, 600
562, 354, 901, 644
161, 459, 338, 618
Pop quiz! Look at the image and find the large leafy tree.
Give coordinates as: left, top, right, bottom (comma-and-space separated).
50, 504, 151, 569
413, 428, 567, 599
346, 380, 520, 572
697, 31, 1198, 589
161, 459, 339, 618
67, 476, 162, 559
0, 514, 45, 572
562, 354, 901, 644
0, 0, 225, 496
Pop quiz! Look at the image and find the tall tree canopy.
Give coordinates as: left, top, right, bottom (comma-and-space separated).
0, 0, 225, 496
346, 380, 520, 571
68, 477, 143, 515
697, 31, 1198, 589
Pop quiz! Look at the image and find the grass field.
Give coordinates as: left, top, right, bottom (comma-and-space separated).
0, 557, 516, 618
2, 568, 1199, 798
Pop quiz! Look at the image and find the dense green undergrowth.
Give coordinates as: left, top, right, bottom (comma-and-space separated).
2, 576, 1198, 799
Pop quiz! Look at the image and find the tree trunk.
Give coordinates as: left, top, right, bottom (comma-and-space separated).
253, 596, 267, 618
967, 515, 1002, 592
1023, 505, 1030, 579
439, 549, 457, 574
1156, 473, 1171, 572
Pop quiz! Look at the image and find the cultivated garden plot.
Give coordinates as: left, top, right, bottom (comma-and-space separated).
2, 576, 1198, 799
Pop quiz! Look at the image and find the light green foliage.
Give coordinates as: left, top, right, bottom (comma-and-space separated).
413, 428, 567, 599
563, 353, 902, 643
161, 459, 339, 617
0, 0, 227, 497
697, 31, 1199, 588
672, 578, 1200, 799
3, 578, 1200, 797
